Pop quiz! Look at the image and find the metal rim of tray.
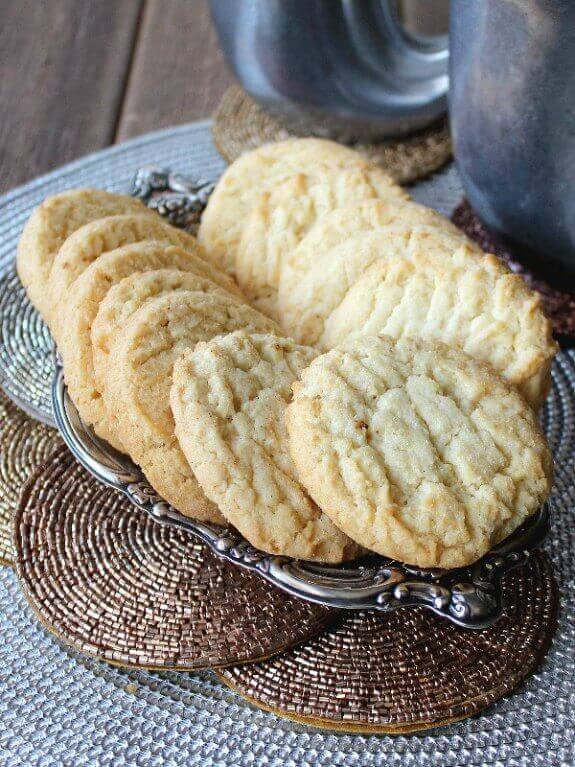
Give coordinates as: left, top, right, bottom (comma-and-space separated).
52, 360, 551, 630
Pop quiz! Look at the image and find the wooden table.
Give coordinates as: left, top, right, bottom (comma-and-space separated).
0, 0, 233, 195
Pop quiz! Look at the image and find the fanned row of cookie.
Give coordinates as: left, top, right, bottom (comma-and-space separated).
198, 139, 557, 410
16, 138, 555, 568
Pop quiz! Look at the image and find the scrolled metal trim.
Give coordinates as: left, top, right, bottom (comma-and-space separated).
131, 167, 215, 229
52, 363, 551, 630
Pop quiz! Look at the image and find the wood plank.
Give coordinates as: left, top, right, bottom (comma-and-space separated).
116, 0, 234, 141
0, 0, 143, 194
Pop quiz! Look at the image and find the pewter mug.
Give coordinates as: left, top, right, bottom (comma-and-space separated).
450, 0, 575, 282
209, 0, 449, 140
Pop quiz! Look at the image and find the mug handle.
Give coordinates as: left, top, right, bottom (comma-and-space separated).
336, 0, 449, 117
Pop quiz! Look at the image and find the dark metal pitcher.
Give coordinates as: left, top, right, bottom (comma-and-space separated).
450, 0, 575, 281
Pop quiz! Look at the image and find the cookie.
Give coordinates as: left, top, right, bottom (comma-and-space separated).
235, 168, 407, 317
171, 331, 358, 562
48, 214, 200, 334
320, 241, 557, 409
91, 265, 243, 403
286, 335, 553, 568
101, 291, 280, 522
199, 138, 376, 274
61, 255, 241, 451
57, 239, 242, 447
16, 189, 151, 318
280, 225, 479, 348
278, 198, 467, 337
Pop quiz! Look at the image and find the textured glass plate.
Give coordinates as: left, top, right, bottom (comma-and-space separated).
0, 121, 574, 766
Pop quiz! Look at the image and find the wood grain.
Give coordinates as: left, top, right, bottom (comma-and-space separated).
0, 0, 143, 194
0, 0, 451, 196
116, 0, 234, 141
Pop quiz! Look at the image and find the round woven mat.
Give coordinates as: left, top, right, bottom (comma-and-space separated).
213, 86, 452, 185
14, 445, 336, 671
0, 266, 54, 425
219, 552, 557, 734
0, 388, 61, 566
452, 199, 575, 340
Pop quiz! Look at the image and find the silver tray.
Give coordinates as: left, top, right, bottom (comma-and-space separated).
0, 162, 553, 629
29, 165, 549, 631
47, 166, 551, 630
52, 359, 551, 630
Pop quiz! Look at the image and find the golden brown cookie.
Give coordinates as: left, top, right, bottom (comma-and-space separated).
286, 334, 553, 568
280, 226, 471, 347
101, 291, 280, 522
198, 138, 376, 274
61, 258, 240, 451
235, 168, 407, 317
171, 331, 359, 562
318, 236, 557, 409
48, 214, 200, 335
278, 198, 468, 336
16, 189, 151, 318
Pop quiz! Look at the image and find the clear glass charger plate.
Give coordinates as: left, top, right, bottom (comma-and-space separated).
0, 121, 574, 767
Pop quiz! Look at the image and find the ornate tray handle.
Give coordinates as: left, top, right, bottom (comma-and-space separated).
131, 168, 215, 229
52, 357, 551, 629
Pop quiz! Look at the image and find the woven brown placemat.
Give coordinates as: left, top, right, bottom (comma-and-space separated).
0, 389, 61, 566
213, 86, 452, 185
453, 199, 575, 340
14, 445, 336, 671
219, 552, 557, 734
